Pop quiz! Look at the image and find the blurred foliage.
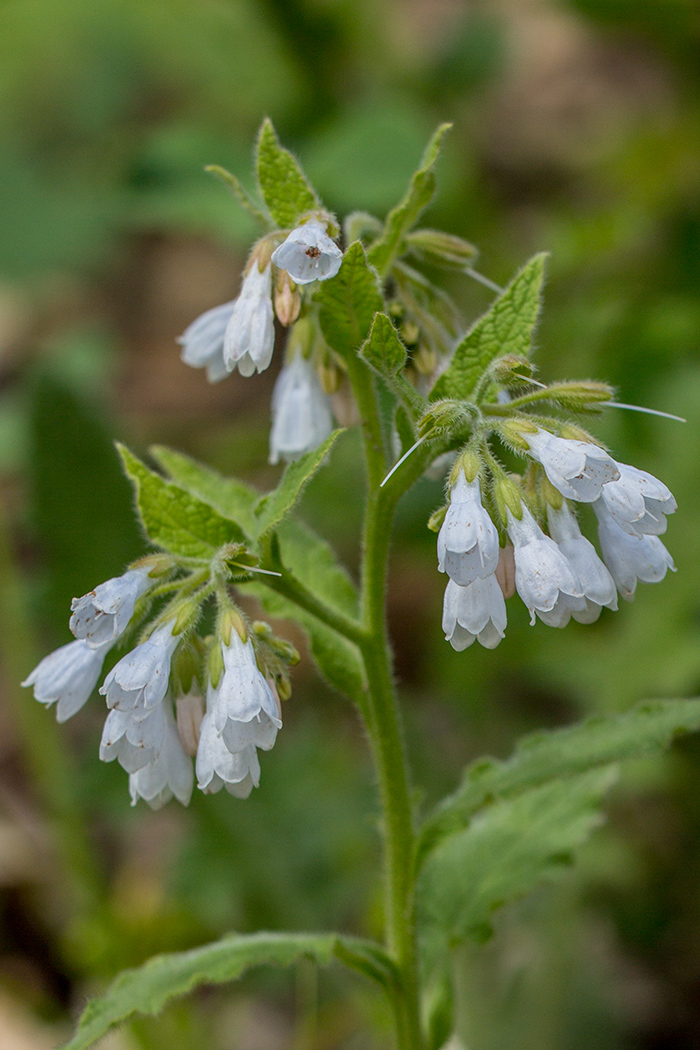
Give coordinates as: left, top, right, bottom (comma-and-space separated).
0, 0, 698, 1047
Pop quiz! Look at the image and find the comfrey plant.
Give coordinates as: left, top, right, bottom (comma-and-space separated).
24, 120, 700, 1050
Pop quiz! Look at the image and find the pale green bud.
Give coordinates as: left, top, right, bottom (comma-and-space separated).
406, 228, 478, 268
494, 475, 524, 522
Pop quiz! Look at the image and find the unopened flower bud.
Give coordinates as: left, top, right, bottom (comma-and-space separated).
451, 449, 480, 485
318, 359, 342, 394
490, 355, 535, 388
219, 607, 247, 646
494, 475, 524, 523
495, 545, 516, 599
171, 597, 201, 636
541, 381, 614, 412
419, 400, 470, 439
414, 345, 437, 375
176, 692, 204, 756
401, 321, 420, 346
406, 228, 478, 268
499, 418, 539, 450
274, 272, 301, 327
275, 672, 292, 703
428, 504, 448, 533
208, 638, 224, 690
132, 553, 174, 578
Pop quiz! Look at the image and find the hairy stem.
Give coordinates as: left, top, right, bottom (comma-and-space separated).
348, 355, 424, 1050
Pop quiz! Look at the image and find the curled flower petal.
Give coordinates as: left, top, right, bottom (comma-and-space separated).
100, 622, 179, 715
442, 575, 507, 651
600, 462, 677, 537
524, 429, 619, 502
506, 505, 584, 625
271, 220, 343, 285
223, 263, 275, 375
23, 638, 112, 722
70, 567, 153, 649
269, 354, 334, 464
128, 704, 193, 809
594, 499, 675, 601
437, 473, 499, 587
177, 300, 236, 383
547, 502, 617, 623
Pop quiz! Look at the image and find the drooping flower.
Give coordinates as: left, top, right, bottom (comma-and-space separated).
22, 638, 112, 723
223, 262, 275, 376
99, 703, 167, 773
177, 300, 236, 383
442, 575, 507, 651
100, 621, 179, 716
506, 505, 585, 626
594, 499, 675, 601
70, 566, 153, 650
437, 473, 499, 587
547, 502, 617, 624
128, 703, 193, 809
269, 354, 334, 464
271, 220, 343, 285
598, 462, 677, 537
210, 630, 282, 755
523, 428, 619, 502
195, 699, 261, 799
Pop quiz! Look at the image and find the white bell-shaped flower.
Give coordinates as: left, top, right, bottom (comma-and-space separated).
547, 502, 617, 624
442, 575, 507, 651
437, 473, 499, 587
593, 500, 675, 601
523, 429, 619, 502
100, 621, 179, 716
70, 566, 153, 650
271, 220, 343, 285
22, 638, 112, 723
177, 300, 235, 383
506, 505, 585, 626
269, 354, 334, 465
128, 703, 193, 809
99, 702, 167, 773
599, 462, 677, 537
210, 631, 282, 755
223, 262, 275, 376
196, 701, 261, 799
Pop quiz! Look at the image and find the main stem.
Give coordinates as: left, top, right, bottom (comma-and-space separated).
349, 357, 423, 1050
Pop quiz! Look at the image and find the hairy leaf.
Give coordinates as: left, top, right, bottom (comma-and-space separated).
59, 931, 395, 1050
256, 118, 320, 229
430, 253, 547, 402
149, 446, 259, 536
418, 768, 616, 958
119, 446, 246, 560
360, 312, 407, 375
253, 429, 344, 539
418, 698, 700, 866
368, 123, 452, 277
316, 241, 383, 359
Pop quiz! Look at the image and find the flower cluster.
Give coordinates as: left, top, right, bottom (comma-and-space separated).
23, 561, 297, 809
178, 216, 341, 465
437, 427, 676, 651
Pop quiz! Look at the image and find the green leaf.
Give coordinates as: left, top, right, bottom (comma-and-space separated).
255, 118, 320, 229
149, 446, 364, 701
149, 446, 259, 537
204, 164, 271, 227
316, 241, 384, 359
429, 253, 547, 402
59, 931, 395, 1050
418, 699, 700, 866
367, 123, 452, 277
119, 446, 246, 560
253, 429, 344, 539
360, 312, 407, 375
417, 768, 616, 957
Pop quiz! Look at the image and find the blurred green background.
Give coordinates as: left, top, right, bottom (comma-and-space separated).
0, 0, 698, 1047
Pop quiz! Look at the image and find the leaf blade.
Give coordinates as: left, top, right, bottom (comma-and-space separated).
59, 931, 393, 1050
429, 253, 547, 402
255, 118, 320, 229
316, 241, 384, 359
418, 698, 700, 865
253, 429, 344, 539
119, 446, 246, 560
